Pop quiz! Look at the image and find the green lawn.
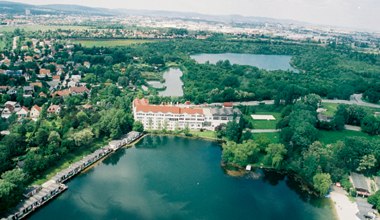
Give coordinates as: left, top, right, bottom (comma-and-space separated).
0, 25, 90, 32
190, 130, 217, 140
253, 132, 280, 143
72, 39, 155, 47
319, 130, 379, 144
320, 103, 338, 117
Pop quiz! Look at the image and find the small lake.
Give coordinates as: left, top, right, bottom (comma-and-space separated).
30, 136, 334, 220
147, 68, 184, 97
191, 53, 297, 71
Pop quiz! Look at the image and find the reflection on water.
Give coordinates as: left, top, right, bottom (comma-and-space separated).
191, 53, 298, 72
30, 136, 334, 220
147, 68, 184, 97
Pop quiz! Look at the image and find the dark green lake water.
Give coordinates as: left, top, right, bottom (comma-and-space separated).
191, 53, 297, 71
30, 136, 334, 220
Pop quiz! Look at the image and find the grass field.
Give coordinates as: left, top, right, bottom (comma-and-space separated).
320, 103, 338, 117
250, 112, 282, 129
319, 130, 379, 144
73, 39, 155, 47
190, 130, 217, 140
0, 25, 90, 32
253, 132, 280, 143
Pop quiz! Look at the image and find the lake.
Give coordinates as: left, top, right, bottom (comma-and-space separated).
147, 68, 183, 97
30, 136, 334, 220
191, 53, 297, 71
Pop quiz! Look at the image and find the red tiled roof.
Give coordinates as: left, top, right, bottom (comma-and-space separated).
32, 105, 41, 112
134, 98, 203, 115
39, 68, 51, 75
223, 102, 233, 108
69, 86, 89, 94
52, 89, 71, 97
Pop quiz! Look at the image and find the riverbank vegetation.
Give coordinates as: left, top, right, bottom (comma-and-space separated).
219, 94, 380, 196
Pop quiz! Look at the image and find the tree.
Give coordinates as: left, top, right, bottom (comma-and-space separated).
76, 111, 89, 126
133, 121, 144, 132
313, 173, 332, 196
361, 115, 380, 135
71, 128, 94, 147
265, 143, 287, 168
225, 121, 241, 143
368, 190, 380, 211
357, 154, 377, 173
222, 140, 260, 166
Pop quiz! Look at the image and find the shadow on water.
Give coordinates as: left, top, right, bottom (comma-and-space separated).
249, 169, 332, 209
102, 149, 126, 166
261, 169, 286, 186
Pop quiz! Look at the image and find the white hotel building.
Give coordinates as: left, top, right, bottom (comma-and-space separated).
132, 98, 241, 131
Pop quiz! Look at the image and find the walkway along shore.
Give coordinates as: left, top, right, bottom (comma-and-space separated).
2, 131, 144, 220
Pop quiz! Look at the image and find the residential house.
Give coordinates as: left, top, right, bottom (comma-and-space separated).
70, 86, 90, 95
30, 105, 41, 119
39, 92, 47, 98
52, 75, 61, 82
0, 86, 10, 93
16, 107, 29, 119
2, 101, 20, 119
47, 105, 61, 115
39, 68, 51, 78
23, 86, 34, 97
30, 82, 43, 88
6, 87, 17, 95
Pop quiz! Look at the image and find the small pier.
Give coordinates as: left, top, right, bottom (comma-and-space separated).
3, 131, 143, 220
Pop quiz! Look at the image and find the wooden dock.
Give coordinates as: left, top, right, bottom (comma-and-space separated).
2, 131, 143, 220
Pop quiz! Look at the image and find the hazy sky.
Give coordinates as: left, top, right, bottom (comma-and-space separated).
9, 0, 380, 31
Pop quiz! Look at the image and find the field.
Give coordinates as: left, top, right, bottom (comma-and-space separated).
253, 132, 280, 143
239, 104, 283, 130
0, 25, 90, 32
190, 130, 217, 140
72, 39, 155, 47
250, 112, 282, 129
319, 130, 379, 144
320, 103, 338, 117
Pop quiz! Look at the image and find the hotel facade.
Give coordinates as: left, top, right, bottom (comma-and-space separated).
132, 98, 241, 131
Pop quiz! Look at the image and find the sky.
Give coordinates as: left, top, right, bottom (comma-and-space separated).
8, 0, 380, 31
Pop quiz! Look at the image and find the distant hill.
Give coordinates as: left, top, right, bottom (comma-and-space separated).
0, 1, 305, 26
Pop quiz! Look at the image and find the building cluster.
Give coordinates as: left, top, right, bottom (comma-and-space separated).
132, 98, 241, 131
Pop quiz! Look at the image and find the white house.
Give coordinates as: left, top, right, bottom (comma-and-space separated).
30, 105, 42, 119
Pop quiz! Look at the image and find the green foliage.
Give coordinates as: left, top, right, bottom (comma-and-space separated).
368, 191, 380, 211
133, 121, 144, 133
313, 173, 332, 196
0, 169, 27, 213
70, 128, 94, 147
264, 143, 287, 168
222, 140, 260, 167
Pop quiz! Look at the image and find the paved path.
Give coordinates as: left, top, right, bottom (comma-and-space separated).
345, 125, 362, 132
204, 95, 380, 109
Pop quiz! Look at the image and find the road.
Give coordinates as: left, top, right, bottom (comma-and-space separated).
344, 125, 361, 132
204, 94, 380, 109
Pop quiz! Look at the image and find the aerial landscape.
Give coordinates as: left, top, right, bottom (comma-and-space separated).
0, 0, 379, 219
